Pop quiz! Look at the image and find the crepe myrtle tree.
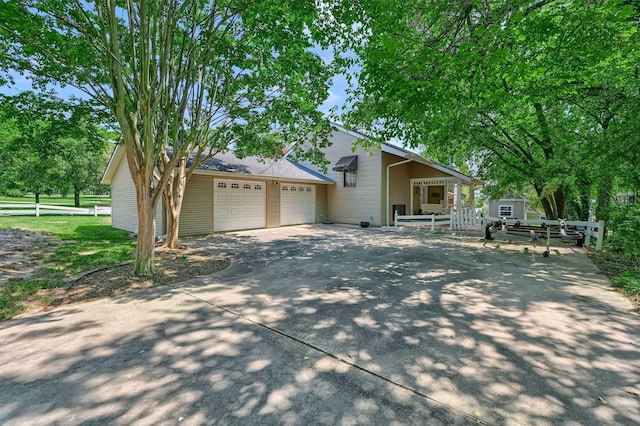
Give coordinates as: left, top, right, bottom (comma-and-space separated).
0, 0, 351, 274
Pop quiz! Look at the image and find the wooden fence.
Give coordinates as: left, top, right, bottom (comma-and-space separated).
0, 203, 111, 217
394, 208, 480, 231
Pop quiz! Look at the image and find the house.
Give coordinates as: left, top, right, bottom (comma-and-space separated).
487, 195, 529, 219
101, 124, 476, 235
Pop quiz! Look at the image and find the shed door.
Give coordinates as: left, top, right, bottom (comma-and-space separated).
280, 184, 314, 226
214, 179, 265, 231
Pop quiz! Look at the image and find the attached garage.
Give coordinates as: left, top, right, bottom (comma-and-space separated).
103, 146, 333, 236
214, 179, 265, 232
281, 184, 314, 226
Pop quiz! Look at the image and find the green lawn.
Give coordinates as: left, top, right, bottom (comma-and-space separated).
0, 194, 111, 208
0, 216, 135, 320
0, 216, 134, 275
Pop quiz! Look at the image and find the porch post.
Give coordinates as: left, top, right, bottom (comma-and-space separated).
455, 180, 462, 212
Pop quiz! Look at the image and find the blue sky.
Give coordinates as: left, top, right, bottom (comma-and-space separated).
1, 63, 353, 117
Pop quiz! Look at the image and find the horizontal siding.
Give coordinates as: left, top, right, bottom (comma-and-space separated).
111, 156, 166, 237
323, 131, 382, 226
266, 181, 280, 228
315, 184, 327, 223
111, 156, 138, 233
179, 174, 214, 236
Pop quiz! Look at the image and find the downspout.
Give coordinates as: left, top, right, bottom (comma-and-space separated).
386, 158, 413, 226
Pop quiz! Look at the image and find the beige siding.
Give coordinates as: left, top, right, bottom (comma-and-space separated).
179, 174, 214, 236
266, 181, 281, 228
489, 200, 526, 219
382, 153, 411, 225
321, 131, 383, 225
111, 156, 138, 233
110, 155, 164, 236
314, 184, 327, 223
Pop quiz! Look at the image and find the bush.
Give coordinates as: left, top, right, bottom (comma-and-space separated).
604, 204, 640, 260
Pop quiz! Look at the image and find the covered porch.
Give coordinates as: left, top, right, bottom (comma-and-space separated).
410, 177, 474, 215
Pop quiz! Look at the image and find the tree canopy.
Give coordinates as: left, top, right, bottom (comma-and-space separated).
0, 92, 110, 204
0, 0, 353, 274
344, 0, 640, 220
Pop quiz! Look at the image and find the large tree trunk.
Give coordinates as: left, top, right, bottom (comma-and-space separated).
74, 186, 81, 208
134, 185, 157, 276
553, 188, 566, 219
595, 175, 613, 237
163, 163, 188, 249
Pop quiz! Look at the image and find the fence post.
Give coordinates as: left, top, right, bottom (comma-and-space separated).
585, 224, 592, 247
394, 210, 398, 228
431, 214, 435, 230
596, 220, 605, 251
36, 203, 40, 217
449, 209, 454, 231
94, 205, 98, 217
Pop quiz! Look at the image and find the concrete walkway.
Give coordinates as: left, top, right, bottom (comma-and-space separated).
1, 225, 638, 425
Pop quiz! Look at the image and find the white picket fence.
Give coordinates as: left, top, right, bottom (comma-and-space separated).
394, 208, 480, 231
483, 216, 606, 251
0, 203, 111, 217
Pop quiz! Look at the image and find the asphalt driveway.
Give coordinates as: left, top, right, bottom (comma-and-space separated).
1, 225, 638, 425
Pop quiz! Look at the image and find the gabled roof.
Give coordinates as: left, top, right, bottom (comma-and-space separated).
101, 145, 333, 185
330, 123, 474, 183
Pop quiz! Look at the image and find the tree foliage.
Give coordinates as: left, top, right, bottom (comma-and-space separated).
0, 92, 111, 205
0, 0, 352, 274
344, 0, 640, 220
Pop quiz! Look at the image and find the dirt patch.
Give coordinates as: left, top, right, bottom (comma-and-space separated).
0, 228, 230, 319
62, 248, 230, 303
0, 229, 63, 285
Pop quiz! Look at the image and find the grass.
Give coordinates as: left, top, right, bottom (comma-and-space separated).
0, 216, 135, 319
0, 194, 111, 208
589, 250, 640, 311
0, 278, 62, 320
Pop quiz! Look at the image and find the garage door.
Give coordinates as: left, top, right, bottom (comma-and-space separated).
214, 179, 265, 231
281, 184, 314, 226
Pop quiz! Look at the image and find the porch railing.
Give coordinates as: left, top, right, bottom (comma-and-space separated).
394, 208, 481, 231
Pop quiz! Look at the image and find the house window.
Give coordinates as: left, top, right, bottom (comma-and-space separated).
498, 204, 514, 218
344, 171, 356, 187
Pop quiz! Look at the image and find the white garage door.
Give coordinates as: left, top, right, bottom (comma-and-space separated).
281, 184, 314, 226
214, 179, 265, 231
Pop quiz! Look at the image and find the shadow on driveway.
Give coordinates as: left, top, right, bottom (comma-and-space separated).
0, 225, 638, 425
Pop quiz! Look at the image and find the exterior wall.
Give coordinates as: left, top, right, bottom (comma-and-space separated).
110, 155, 138, 234
179, 174, 214, 236
382, 152, 411, 225
266, 181, 281, 228
110, 155, 163, 236
320, 131, 383, 226
314, 183, 328, 223
489, 199, 526, 219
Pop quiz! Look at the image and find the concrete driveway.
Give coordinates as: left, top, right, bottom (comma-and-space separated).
1, 225, 638, 425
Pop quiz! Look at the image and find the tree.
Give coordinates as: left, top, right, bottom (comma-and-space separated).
0, 92, 69, 203
1, 0, 350, 274
343, 0, 639, 220
0, 92, 112, 205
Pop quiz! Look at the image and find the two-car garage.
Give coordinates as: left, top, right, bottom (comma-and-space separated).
213, 179, 315, 232
105, 146, 329, 236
